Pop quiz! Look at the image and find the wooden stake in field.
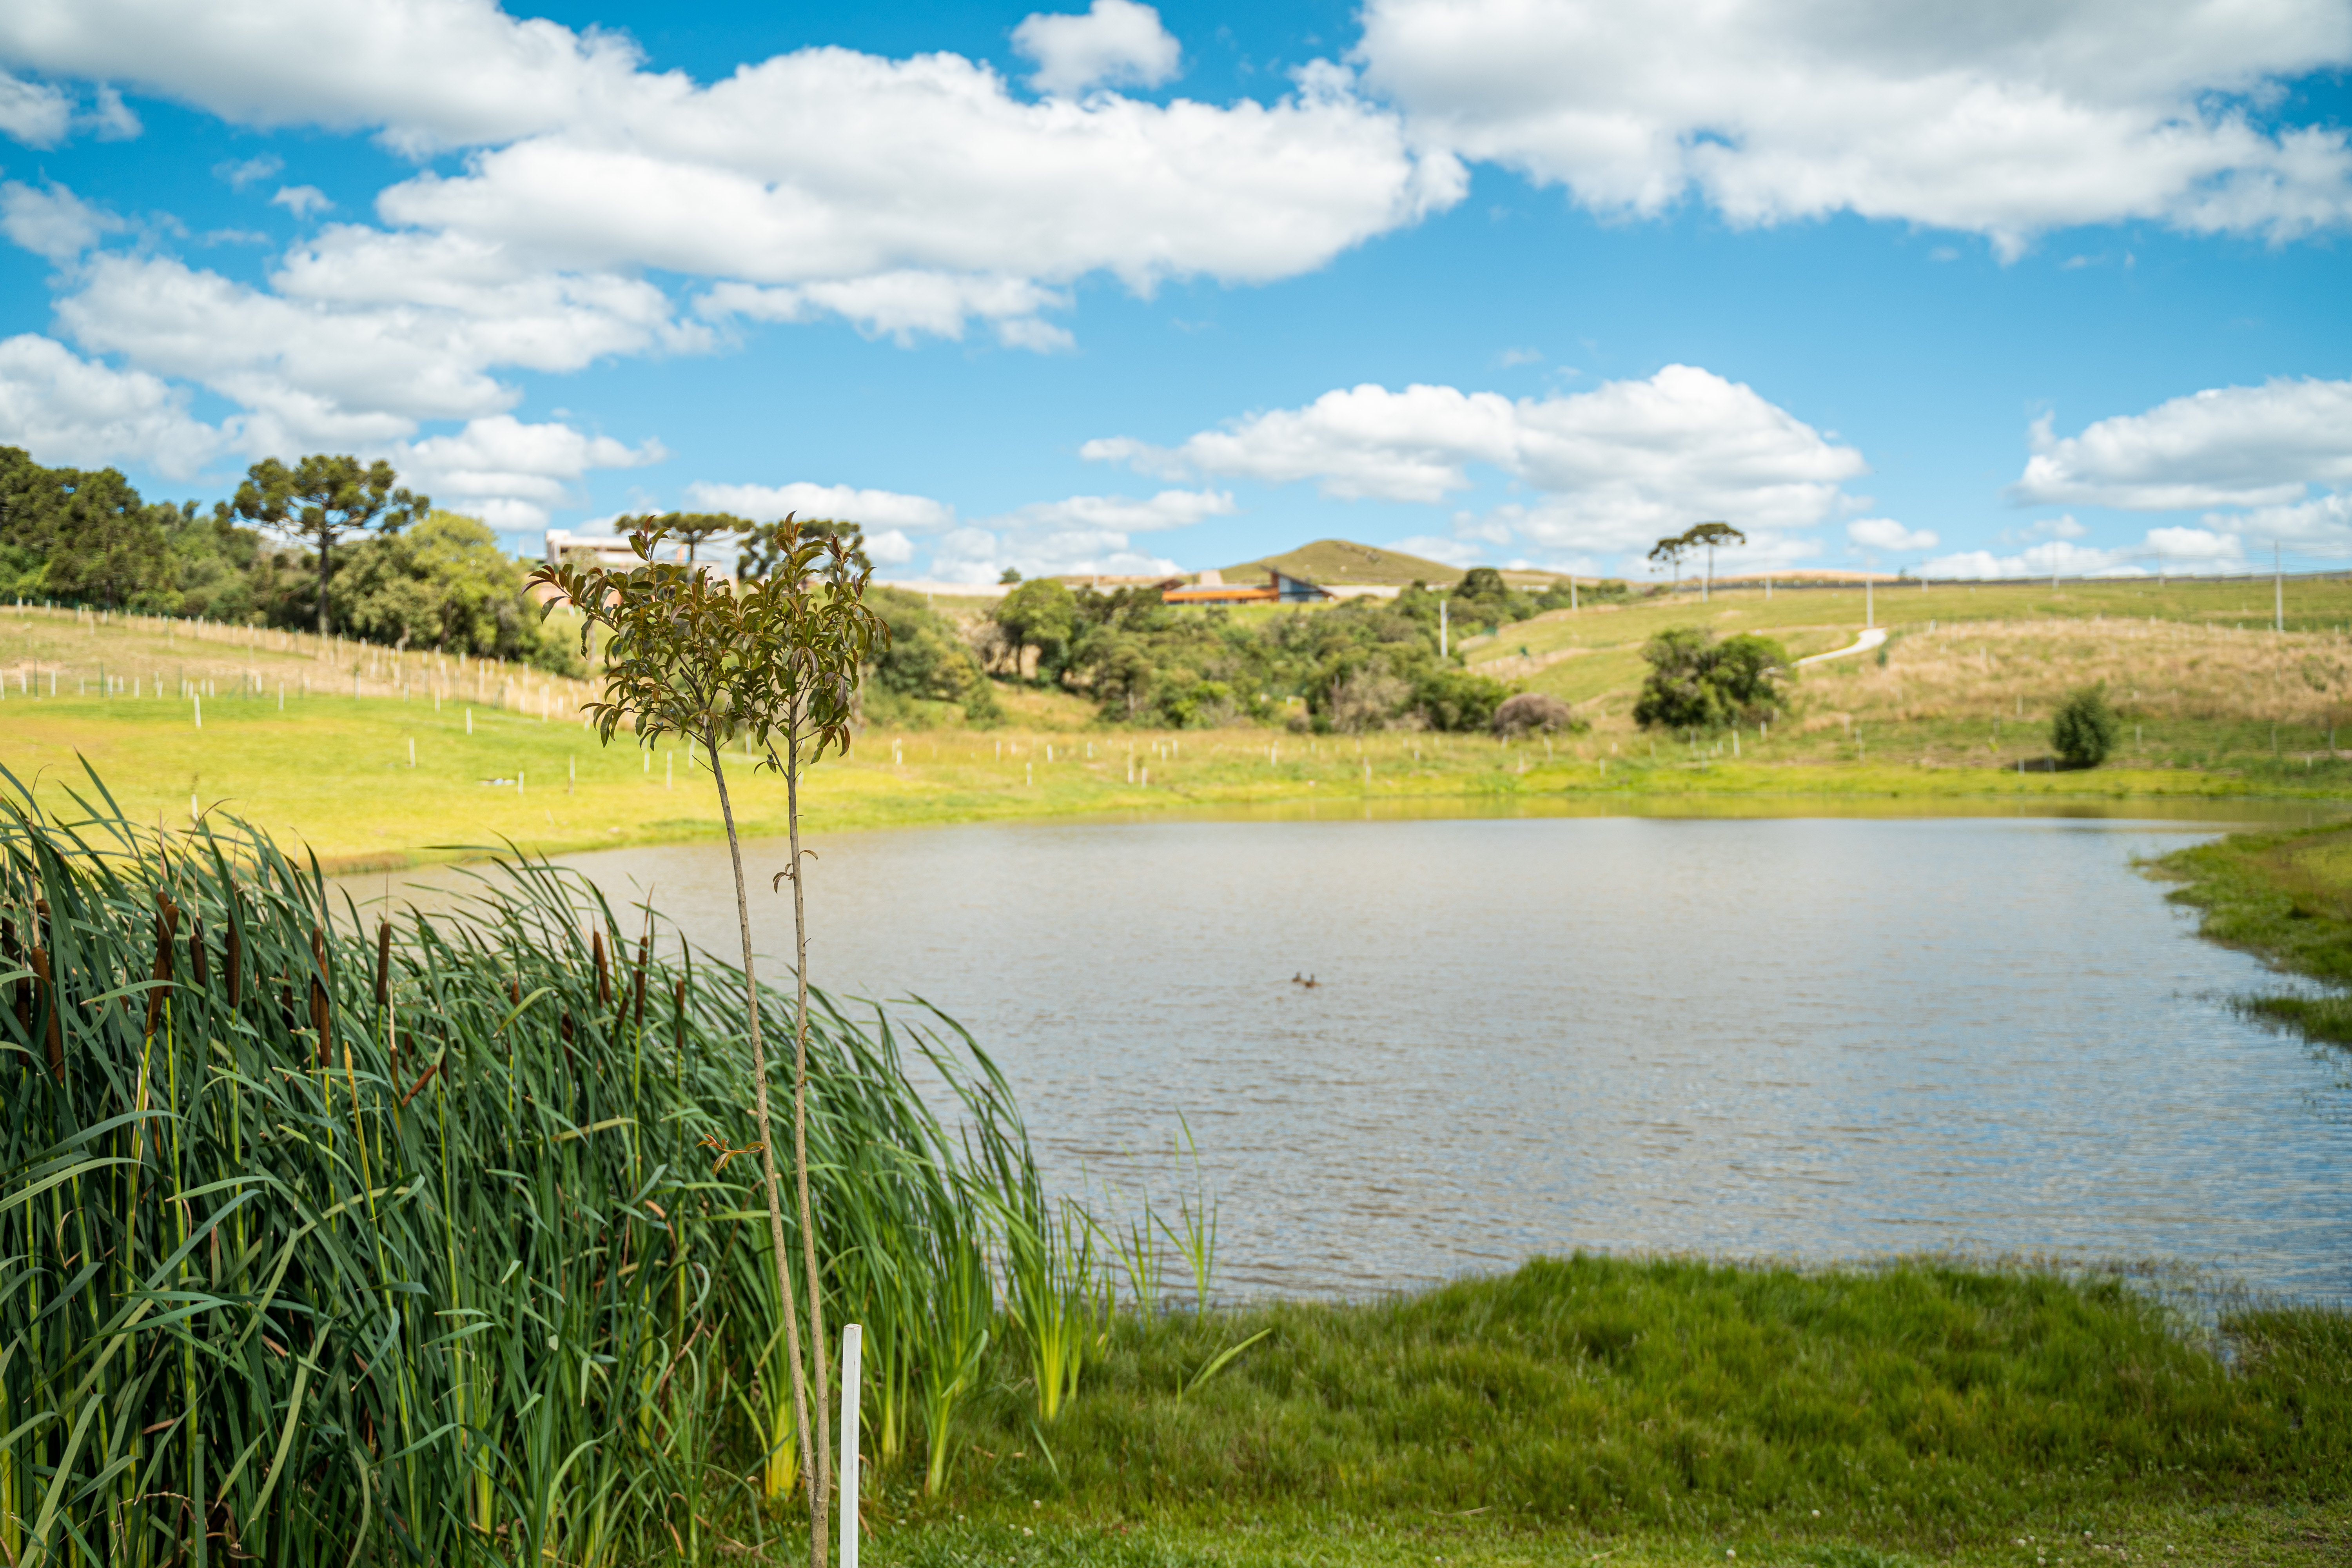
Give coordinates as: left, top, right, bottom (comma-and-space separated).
839, 1323, 864, 1568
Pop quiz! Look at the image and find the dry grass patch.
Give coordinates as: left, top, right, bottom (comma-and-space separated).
1826, 619, 2352, 729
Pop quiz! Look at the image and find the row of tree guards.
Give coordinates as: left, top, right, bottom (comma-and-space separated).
6, 599, 597, 714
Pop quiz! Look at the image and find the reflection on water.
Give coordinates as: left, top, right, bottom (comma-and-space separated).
350, 808, 2352, 1300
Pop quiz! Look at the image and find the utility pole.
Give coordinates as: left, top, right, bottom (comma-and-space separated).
2276, 541, 2284, 633
1866, 577, 1874, 630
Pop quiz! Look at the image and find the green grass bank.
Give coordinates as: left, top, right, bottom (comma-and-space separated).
855, 1252, 2352, 1568
2154, 820, 2352, 1045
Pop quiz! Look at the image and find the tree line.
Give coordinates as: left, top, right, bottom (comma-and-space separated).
983, 567, 1625, 731
0, 447, 576, 671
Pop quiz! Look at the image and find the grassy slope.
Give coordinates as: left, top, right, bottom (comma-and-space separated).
11, 584, 2352, 868
857, 1254, 2350, 1567
1474, 577, 2352, 780
1225, 538, 1467, 586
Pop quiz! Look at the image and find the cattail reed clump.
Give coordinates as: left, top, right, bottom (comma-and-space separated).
0, 781, 1057, 1563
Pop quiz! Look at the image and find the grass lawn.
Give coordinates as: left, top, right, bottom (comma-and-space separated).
789, 1255, 2350, 1568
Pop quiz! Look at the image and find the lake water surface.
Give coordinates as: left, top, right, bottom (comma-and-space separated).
352, 804, 2352, 1301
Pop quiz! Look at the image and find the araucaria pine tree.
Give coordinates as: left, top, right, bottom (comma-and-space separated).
535, 519, 885, 1567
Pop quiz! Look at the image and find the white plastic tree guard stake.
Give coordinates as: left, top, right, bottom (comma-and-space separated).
840, 1323, 863, 1568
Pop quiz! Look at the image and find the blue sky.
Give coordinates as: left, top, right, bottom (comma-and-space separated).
0, 0, 2348, 584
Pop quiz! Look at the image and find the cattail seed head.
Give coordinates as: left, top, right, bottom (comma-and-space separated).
29, 947, 60, 1080
375, 917, 393, 1008
145, 894, 180, 1037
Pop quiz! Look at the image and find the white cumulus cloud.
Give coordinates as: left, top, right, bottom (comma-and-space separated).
1847, 517, 1938, 553
928, 524, 1180, 585
1923, 528, 2249, 579
1014, 0, 1181, 98
1087, 365, 1867, 562
214, 153, 283, 189
990, 488, 1233, 534
682, 480, 958, 534
0, 71, 72, 147
396, 414, 664, 532
0, 0, 1464, 416
0, 0, 650, 153
270, 185, 332, 219
85, 84, 138, 140
0, 333, 223, 477
916, 488, 1220, 583
0, 180, 121, 261
0, 0, 1459, 314
55, 241, 701, 454
369, 54, 1457, 306
701, 273, 1070, 351
1356, 0, 2352, 256
2012, 377, 2352, 510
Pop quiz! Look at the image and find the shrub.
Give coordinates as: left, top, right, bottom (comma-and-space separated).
1632, 627, 1791, 731
1492, 691, 1585, 737
864, 586, 1002, 726
995, 576, 1077, 678
317, 510, 577, 672
2051, 684, 2122, 767
1413, 666, 1515, 732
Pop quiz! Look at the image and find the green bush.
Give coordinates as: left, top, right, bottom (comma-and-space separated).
866, 585, 1002, 726
995, 576, 1078, 678
1632, 626, 1791, 731
306, 509, 577, 672
2050, 684, 2122, 767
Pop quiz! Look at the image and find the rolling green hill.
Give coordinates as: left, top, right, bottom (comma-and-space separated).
1223, 537, 1465, 587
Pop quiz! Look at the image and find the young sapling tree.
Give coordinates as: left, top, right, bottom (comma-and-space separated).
535, 520, 885, 1567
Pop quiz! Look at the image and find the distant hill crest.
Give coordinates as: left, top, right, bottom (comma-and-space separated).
1222, 539, 1465, 588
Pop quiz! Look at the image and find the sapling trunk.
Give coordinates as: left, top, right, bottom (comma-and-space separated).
784, 721, 834, 1564
705, 736, 820, 1546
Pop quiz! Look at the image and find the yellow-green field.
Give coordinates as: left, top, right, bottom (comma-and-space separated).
7, 583, 2352, 868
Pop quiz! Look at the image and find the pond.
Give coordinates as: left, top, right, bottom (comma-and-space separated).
350, 802, 2352, 1301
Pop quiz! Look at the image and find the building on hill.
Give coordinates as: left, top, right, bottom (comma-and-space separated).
543, 528, 726, 572
1055, 573, 1176, 590
1162, 568, 1332, 606
544, 529, 641, 569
